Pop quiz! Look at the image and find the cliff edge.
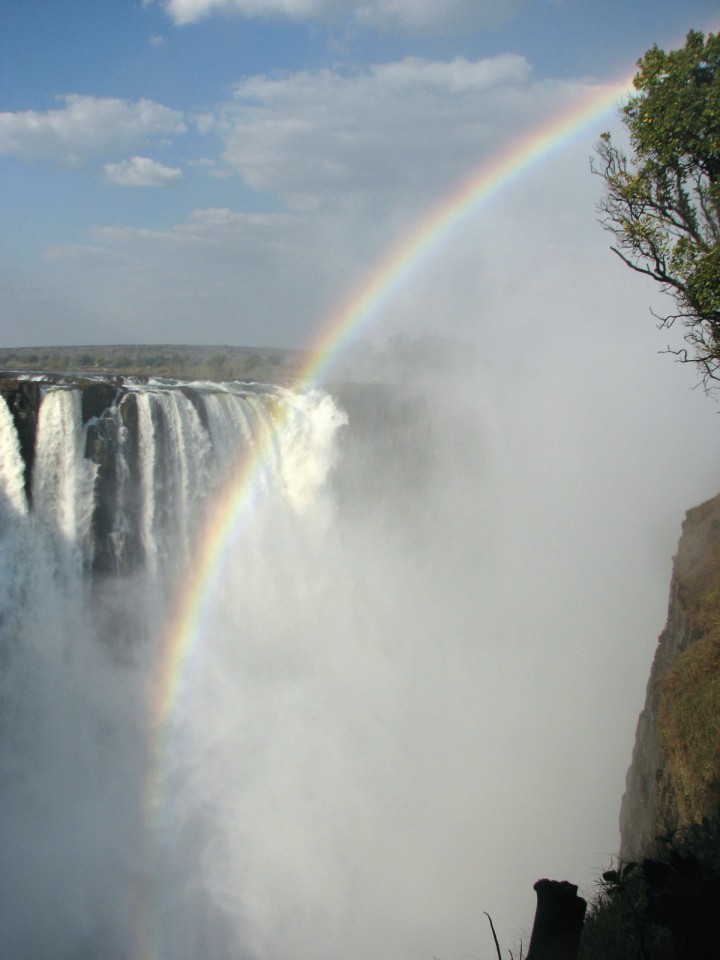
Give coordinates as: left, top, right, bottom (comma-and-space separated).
620, 492, 720, 858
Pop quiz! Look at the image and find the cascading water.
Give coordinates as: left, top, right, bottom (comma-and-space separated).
0, 397, 28, 517
33, 388, 99, 574
0, 376, 346, 960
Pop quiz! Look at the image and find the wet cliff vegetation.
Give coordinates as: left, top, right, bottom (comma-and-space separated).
572, 494, 720, 960
659, 499, 720, 828
619, 492, 720, 859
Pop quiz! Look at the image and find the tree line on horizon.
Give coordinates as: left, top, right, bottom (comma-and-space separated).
0, 344, 306, 382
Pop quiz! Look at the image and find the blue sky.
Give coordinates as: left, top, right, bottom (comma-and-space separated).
1, 0, 718, 348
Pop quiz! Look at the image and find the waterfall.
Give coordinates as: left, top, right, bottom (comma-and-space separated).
32, 388, 99, 575
0, 395, 27, 517
0, 376, 346, 960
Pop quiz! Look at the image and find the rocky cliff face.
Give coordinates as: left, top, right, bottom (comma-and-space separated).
620, 492, 720, 858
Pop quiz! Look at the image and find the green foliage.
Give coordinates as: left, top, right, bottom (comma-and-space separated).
594, 30, 720, 388
579, 809, 720, 959
580, 861, 673, 960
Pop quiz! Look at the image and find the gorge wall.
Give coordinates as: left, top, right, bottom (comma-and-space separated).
620, 492, 720, 858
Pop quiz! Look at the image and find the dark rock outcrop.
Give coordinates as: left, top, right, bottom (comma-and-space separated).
81, 379, 120, 423
85, 391, 145, 575
526, 880, 586, 960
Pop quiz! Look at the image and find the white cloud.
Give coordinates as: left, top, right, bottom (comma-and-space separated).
0, 95, 186, 165
355, 0, 524, 31
166, 0, 319, 22
371, 53, 532, 90
162, 0, 523, 32
103, 155, 183, 187
24, 54, 629, 347
200, 55, 581, 213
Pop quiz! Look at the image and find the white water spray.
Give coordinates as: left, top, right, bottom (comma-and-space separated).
1, 365, 718, 960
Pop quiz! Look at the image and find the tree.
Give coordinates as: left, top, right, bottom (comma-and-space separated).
594, 30, 720, 388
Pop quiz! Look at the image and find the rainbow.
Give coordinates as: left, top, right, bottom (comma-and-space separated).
138, 71, 633, 958
297, 74, 634, 385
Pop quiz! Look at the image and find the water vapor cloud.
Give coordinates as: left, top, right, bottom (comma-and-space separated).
160, 0, 523, 32
104, 156, 183, 187
0, 95, 186, 166
204, 55, 571, 211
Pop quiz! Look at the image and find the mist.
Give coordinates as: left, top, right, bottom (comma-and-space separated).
2, 282, 720, 960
